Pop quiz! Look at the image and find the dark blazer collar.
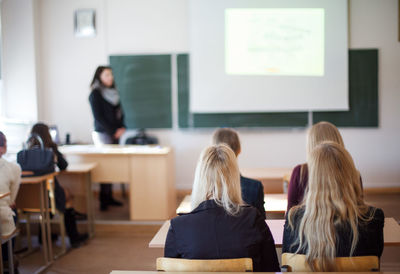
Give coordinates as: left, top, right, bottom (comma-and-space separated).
191, 199, 220, 214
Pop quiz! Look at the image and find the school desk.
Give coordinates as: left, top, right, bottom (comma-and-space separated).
149, 217, 400, 249
58, 163, 97, 238
176, 194, 288, 214
111, 271, 394, 274
59, 145, 176, 221
240, 167, 292, 193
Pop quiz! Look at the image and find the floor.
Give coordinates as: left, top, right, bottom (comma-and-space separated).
14, 192, 400, 273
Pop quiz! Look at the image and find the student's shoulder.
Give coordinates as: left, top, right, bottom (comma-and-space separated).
6, 160, 21, 173
241, 176, 263, 190
170, 210, 199, 227
0, 159, 21, 177
292, 163, 306, 176
285, 206, 305, 224
241, 176, 262, 185
366, 206, 385, 225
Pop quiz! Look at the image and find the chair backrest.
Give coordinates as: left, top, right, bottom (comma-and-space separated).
156, 257, 253, 272
281, 253, 379, 272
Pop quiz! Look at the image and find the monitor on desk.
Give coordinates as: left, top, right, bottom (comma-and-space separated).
49, 125, 61, 144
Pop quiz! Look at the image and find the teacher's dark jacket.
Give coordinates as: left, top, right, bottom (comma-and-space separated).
164, 199, 280, 272
89, 89, 124, 136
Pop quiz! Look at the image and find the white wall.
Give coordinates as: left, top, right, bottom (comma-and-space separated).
8, 0, 400, 189
1, 0, 38, 121
35, 0, 108, 143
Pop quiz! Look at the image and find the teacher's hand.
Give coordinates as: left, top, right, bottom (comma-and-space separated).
114, 128, 126, 139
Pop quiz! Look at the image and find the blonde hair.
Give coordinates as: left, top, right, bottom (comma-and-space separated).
289, 141, 372, 271
212, 128, 241, 156
306, 121, 344, 160
191, 144, 244, 215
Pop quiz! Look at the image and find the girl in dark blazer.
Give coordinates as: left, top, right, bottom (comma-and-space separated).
283, 142, 384, 272
165, 144, 280, 272
89, 66, 125, 211
29, 123, 88, 248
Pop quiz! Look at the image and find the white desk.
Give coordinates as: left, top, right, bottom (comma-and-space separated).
176, 194, 288, 214
59, 145, 176, 221
149, 218, 400, 249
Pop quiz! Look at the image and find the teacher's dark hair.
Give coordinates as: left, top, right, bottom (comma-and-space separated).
90, 66, 116, 89
0, 131, 6, 147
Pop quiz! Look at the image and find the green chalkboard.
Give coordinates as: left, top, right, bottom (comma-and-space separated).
110, 55, 172, 129
313, 49, 378, 127
177, 54, 309, 128
112, 50, 378, 129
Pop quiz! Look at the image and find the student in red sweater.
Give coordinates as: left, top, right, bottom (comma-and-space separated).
287, 121, 363, 212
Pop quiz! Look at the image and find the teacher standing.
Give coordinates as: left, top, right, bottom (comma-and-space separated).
89, 66, 125, 211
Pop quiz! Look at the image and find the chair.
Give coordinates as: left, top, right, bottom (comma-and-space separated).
0, 228, 19, 274
281, 253, 379, 272
156, 257, 253, 272
0, 192, 18, 274
17, 177, 67, 259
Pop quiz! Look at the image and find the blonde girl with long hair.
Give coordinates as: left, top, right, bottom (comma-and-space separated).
287, 121, 364, 211
165, 144, 280, 272
282, 142, 384, 271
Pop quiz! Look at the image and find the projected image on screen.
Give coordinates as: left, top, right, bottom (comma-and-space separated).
225, 9, 325, 76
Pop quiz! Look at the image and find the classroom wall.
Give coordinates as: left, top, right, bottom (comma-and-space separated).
1, 0, 38, 121
6, 0, 400, 189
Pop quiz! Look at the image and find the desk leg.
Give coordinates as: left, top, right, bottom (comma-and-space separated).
45, 178, 54, 262
39, 181, 49, 264
86, 172, 95, 238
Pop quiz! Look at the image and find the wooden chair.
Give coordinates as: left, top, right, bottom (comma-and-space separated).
17, 177, 67, 258
156, 257, 253, 272
281, 253, 380, 272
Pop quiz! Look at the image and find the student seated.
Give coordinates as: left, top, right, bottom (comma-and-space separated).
165, 144, 280, 272
0, 131, 21, 270
287, 121, 363, 211
29, 123, 88, 248
213, 128, 265, 218
283, 142, 384, 272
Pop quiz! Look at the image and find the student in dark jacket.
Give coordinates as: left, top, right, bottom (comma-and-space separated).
283, 142, 384, 272
89, 66, 125, 211
165, 144, 280, 272
212, 128, 265, 218
287, 121, 363, 212
29, 123, 88, 248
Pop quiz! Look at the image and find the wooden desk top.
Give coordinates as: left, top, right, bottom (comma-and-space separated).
111, 272, 394, 274
59, 145, 171, 155
149, 217, 400, 248
240, 167, 292, 181
0, 192, 11, 199
20, 172, 58, 184
60, 163, 98, 174
176, 194, 288, 214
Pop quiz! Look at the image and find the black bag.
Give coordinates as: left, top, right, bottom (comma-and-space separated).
17, 134, 55, 176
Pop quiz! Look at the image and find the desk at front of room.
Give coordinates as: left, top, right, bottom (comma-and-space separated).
59, 145, 176, 221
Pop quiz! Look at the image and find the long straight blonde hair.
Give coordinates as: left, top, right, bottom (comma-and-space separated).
191, 144, 244, 215
289, 141, 372, 271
